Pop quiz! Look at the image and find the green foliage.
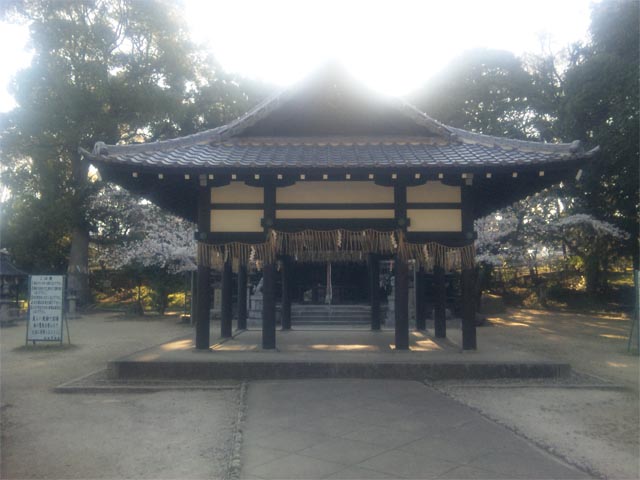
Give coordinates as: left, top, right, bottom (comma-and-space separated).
144, 265, 184, 315
0, 0, 269, 301
415, 1, 638, 297
560, 0, 639, 264
412, 48, 547, 140
92, 265, 186, 315
0, 200, 69, 273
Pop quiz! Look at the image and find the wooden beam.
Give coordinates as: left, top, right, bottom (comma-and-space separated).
221, 259, 233, 338
394, 256, 409, 350
405, 232, 475, 244
405, 202, 462, 209
197, 185, 210, 235
461, 185, 474, 238
281, 257, 292, 330
273, 218, 397, 232
237, 265, 248, 330
368, 254, 381, 330
200, 232, 266, 244
394, 180, 408, 231
195, 265, 211, 350
262, 262, 276, 349
276, 203, 396, 210
434, 266, 446, 338
211, 203, 264, 210
263, 181, 276, 232
190, 270, 197, 326
461, 267, 477, 350
415, 268, 426, 331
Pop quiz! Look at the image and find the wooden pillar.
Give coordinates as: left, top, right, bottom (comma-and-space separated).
281, 257, 292, 330
415, 268, 426, 331
195, 264, 211, 350
461, 267, 477, 350
262, 177, 277, 348
434, 266, 446, 338
195, 179, 211, 350
368, 254, 381, 330
190, 270, 197, 325
221, 259, 233, 338
394, 256, 409, 350
262, 262, 276, 349
237, 265, 248, 330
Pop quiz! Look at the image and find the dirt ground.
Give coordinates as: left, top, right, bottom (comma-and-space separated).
0, 312, 238, 479
437, 309, 640, 480
1, 308, 639, 479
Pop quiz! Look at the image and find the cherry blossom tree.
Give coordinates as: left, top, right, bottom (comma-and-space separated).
92, 186, 196, 314
549, 214, 629, 294
476, 194, 629, 297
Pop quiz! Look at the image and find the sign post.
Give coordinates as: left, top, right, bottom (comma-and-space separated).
26, 275, 67, 345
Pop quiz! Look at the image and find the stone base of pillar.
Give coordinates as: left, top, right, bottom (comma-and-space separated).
247, 294, 284, 328
248, 293, 263, 327
385, 297, 395, 327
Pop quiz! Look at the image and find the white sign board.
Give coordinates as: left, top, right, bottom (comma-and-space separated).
27, 275, 65, 342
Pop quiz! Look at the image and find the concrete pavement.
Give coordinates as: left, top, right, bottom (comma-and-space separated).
108, 329, 571, 381
240, 379, 590, 479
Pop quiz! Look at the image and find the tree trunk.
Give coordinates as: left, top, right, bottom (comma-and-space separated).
67, 153, 91, 306
67, 226, 91, 306
601, 255, 610, 294
584, 254, 600, 295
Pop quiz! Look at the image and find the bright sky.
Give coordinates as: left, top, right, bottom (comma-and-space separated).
0, 0, 593, 113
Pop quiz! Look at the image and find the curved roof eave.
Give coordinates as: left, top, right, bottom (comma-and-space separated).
82, 66, 596, 164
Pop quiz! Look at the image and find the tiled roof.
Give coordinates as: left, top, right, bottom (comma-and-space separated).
80, 64, 598, 170
93, 136, 590, 170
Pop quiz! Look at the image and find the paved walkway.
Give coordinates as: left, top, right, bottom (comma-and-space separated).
241, 380, 590, 479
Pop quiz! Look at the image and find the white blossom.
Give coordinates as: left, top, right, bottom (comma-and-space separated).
554, 214, 629, 239
92, 186, 197, 272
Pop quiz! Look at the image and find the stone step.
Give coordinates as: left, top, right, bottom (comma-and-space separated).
291, 304, 373, 325
291, 312, 370, 316
293, 318, 370, 325
292, 314, 369, 317
291, 305, 371, 312
291, 320, 370, 327
291, 309, 371, 314
291, 316, 370, 319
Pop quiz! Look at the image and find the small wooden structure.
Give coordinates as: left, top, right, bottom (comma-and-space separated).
81, 65, 596, 351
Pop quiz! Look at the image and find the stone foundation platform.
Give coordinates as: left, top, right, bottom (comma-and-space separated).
107, 329, 571, 381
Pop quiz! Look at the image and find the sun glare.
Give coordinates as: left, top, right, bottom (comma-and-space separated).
0, 0, 591, 112
184, 0, 591, 96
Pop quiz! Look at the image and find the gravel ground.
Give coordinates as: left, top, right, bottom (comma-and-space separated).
0, 312, 239, 479
435, 309, 640, 480
2, 308, 638, 479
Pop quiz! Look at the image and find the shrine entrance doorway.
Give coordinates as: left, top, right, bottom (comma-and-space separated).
291, 262, 370, 305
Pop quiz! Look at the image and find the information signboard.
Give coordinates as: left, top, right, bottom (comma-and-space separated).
27, 275, 65, 343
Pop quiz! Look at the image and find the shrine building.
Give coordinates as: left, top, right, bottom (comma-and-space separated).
81, 65, 597, 352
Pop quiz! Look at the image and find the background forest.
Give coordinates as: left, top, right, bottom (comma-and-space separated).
0, 0, 637, 315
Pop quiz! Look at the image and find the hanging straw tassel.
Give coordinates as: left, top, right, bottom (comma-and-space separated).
197, 239, 275, 271
275, 228, 397, 261
197, 230, 475, 271
395, 233, 476, 271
